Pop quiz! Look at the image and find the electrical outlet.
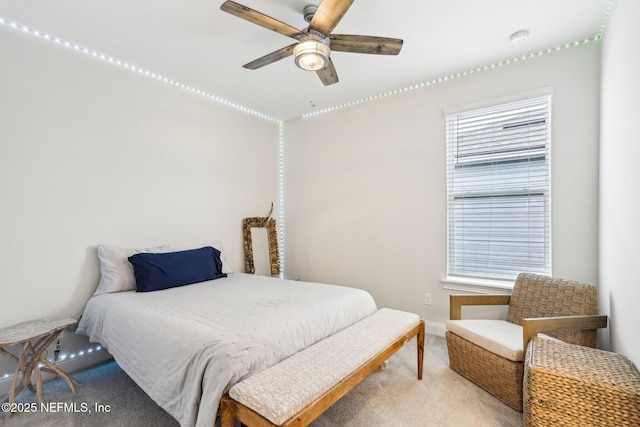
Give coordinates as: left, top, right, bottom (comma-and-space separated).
424, 293, 432, 305
54, 339, 61, 362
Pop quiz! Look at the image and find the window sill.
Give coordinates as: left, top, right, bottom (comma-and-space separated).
441, 276, 514, 294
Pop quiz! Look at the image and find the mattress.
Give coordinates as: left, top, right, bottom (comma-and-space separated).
76, 273, 377, 427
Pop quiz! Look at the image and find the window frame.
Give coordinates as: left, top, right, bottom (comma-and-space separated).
443, 88, 553, 291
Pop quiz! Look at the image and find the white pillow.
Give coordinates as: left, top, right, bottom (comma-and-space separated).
170, 241, 233, 274
95, 244, 171, 295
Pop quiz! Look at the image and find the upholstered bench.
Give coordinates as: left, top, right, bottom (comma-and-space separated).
220, 308, 425, 427
524, 337, 640, 427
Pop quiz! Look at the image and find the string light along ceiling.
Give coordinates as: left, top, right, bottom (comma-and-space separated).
0, 0, 613, 120
0, 0, 612, 288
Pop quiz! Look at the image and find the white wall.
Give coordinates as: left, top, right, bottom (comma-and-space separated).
4, 4, 630, 386
600, 0, 640, 367
285, 44, 601, 335
0, 28, 279, 378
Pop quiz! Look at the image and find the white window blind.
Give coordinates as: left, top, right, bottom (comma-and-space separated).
446, 94, 551, 281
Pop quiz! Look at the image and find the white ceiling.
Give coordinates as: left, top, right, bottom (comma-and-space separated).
0, 0, 611, 120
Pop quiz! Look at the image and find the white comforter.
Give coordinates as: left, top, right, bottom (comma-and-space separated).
77, 273, 377, 427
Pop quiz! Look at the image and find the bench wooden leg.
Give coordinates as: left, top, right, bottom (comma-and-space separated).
221, 395, 241, 427
417, 320, 425, 380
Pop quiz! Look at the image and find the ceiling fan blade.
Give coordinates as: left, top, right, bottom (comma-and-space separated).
316, 58, 339, 86
221, 1, 304, 39
243, 43, 297, 70
329, 34, 403, 55
309, 0, 355, 36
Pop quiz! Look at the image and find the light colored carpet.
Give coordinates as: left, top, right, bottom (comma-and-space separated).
1, 335, 522, 426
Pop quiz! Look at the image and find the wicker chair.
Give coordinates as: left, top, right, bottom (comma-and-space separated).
445, 272, 608, 411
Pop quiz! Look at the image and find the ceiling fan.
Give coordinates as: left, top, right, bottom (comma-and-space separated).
220, 0, 403, 86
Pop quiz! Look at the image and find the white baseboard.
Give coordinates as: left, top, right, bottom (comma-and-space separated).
0, 348, 112, 397
425, 320, 446, 337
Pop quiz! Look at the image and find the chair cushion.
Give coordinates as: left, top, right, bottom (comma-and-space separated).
446, 319, 558, 362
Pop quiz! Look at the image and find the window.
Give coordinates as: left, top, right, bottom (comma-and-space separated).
445, 93, 551, 282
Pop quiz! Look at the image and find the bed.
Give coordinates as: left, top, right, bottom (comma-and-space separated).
77, 245, 377, 427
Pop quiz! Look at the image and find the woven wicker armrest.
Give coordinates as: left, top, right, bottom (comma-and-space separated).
522, 314, 608, 350
449, 294, 512, 320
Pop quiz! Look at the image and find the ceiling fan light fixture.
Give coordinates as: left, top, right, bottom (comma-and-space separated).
294, 39, 330, 71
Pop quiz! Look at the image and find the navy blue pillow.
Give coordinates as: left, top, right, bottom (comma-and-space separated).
128, 246, 226, 292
